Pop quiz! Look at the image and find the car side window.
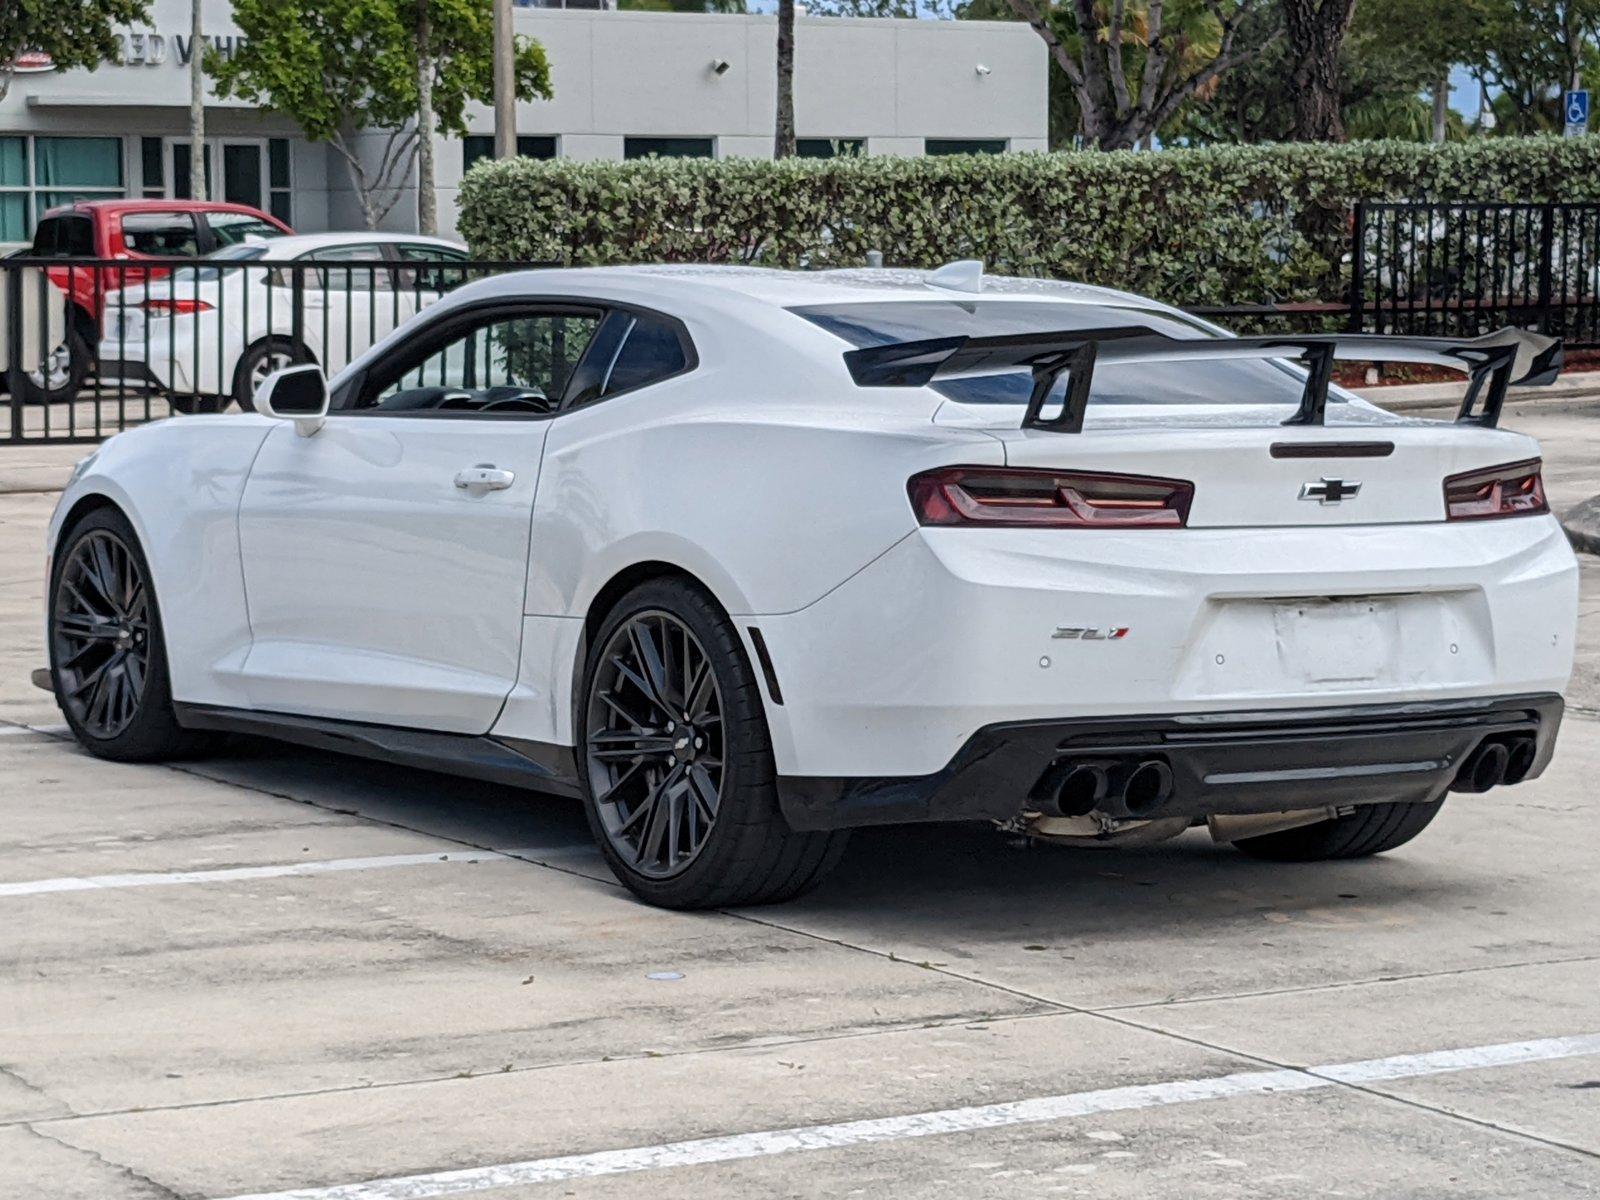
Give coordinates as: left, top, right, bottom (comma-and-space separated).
396, 244, 470, 293
122, 212, 201, 257
354, 308, 602, 415
602, 312, 691, 396
207, 211, 285, 247
302, 244, 393, 292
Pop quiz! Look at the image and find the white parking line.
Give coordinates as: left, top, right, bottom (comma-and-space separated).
217, 1032, 1600, 1200
0, 848, 551, 898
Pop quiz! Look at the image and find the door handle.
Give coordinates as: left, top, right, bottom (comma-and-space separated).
454, 464, 515, 492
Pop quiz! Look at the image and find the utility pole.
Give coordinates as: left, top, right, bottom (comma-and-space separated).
189, 0, 207, 200
493, 0, 517, 159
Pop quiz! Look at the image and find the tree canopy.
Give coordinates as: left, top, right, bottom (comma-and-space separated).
209, 0, 552, 228
0, 0, 149, 105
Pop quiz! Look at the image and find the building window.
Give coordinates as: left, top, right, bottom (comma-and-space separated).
268, 139, 293, 225
0, 135, 124, 242
141, 137, 166, 199
624, 137, 714, 160
796, 138, 866, 159
462, 135, 558, 174
924, 139, 1008, 156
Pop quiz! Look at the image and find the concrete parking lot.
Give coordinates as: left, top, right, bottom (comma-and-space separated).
2, 397, 1599, 1199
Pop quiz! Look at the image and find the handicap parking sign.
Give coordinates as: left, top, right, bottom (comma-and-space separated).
1566, 89, 1589, 137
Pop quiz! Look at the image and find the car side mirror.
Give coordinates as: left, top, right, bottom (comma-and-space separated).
255, 363, 329, 437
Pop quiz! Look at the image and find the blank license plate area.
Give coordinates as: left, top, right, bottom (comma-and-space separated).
1271, 598, 1397, 684
1180, 592, 1488, 701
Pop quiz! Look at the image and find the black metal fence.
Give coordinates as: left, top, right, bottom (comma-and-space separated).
1350, 201, 1600, 347
7, 206, 1599, 445
1, 256, 526, 444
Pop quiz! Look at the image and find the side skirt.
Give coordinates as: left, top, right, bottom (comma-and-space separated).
173, 703, 583, 798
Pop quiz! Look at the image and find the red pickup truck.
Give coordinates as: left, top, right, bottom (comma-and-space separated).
21, 199, 290, 401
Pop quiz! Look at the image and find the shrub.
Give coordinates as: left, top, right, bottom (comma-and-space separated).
458, 138, 1600, 309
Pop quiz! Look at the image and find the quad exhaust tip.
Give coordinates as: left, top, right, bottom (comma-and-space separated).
1045, 756, 1174, 819
1452, 735, 1536, 794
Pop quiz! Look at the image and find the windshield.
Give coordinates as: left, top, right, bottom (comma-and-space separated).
790, 300, 1333, 409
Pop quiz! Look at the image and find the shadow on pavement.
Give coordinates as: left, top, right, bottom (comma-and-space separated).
183, 734, 1478, 941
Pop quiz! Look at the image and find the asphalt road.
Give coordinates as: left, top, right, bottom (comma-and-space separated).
2, 400, 1598, 1198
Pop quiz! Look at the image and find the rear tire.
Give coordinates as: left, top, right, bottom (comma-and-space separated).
1231, 800, 1444, 862
49, 506, 216, 763
233, 338, 301, 413
578, 577, 848, 909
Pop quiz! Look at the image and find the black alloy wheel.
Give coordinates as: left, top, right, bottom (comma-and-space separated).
49, 507, 216, 762
578, 578, 849, 909
52, 528, 151, 739
585, 609, 725, 879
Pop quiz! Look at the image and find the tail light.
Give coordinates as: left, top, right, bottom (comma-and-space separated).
908, 466, 1193, 528
1443, 459, 1547, 521
138, 298, 212, 315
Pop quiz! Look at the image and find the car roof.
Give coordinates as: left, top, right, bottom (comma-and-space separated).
246, 231, 466, 257
438, 262, 1164, 316
47, 198, 282, 218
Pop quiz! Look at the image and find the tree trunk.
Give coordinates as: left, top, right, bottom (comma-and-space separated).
1431, 73, 1449, 144
415, 0, 437, 235
189, 0, 207, 200
1281, 0, 1356, 143
775, 0, 795, 158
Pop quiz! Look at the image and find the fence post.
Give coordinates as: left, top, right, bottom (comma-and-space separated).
4, 265, 22, 441
1536, 201, 1556, 336
1347, 202, 1366, 334
290, 265, 305, 364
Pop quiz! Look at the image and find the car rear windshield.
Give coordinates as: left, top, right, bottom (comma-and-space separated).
790, 300, 1331, 408
187, 243, 271, 280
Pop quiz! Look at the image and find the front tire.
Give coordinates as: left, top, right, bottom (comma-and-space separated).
579, 578, 848, 909
1231, 800, 1444, 862
49, 507, 214, 762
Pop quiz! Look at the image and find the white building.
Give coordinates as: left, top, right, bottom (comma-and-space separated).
0, 0, 1046, 243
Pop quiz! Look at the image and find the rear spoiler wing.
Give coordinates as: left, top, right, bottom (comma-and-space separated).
841, 326, 1563, 433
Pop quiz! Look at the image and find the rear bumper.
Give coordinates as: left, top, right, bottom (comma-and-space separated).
776, 692, 1563, 831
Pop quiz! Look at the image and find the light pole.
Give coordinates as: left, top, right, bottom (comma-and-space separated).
493, 0, 517, 159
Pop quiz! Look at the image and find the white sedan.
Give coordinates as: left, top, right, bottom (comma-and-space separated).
97, 232, 468, 411
44, 263, 1578, 908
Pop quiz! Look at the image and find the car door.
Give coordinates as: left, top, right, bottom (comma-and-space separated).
235, 302, 605, 733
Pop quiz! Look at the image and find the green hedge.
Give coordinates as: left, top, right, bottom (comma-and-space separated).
458, 138, 1600, 309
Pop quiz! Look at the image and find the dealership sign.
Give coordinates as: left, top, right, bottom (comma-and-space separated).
5, 33, 244, 75
117, 31, 247, 67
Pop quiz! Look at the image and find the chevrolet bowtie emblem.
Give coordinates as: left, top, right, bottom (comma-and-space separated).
1300, 477, 1362, 505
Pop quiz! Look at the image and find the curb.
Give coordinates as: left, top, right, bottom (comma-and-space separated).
1562, 495, 1600, 557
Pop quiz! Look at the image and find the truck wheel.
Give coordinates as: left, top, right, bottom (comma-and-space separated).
1231, 800, 1444, 861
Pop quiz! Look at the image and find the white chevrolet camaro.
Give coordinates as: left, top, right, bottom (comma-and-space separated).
43, 264, 1579, 908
